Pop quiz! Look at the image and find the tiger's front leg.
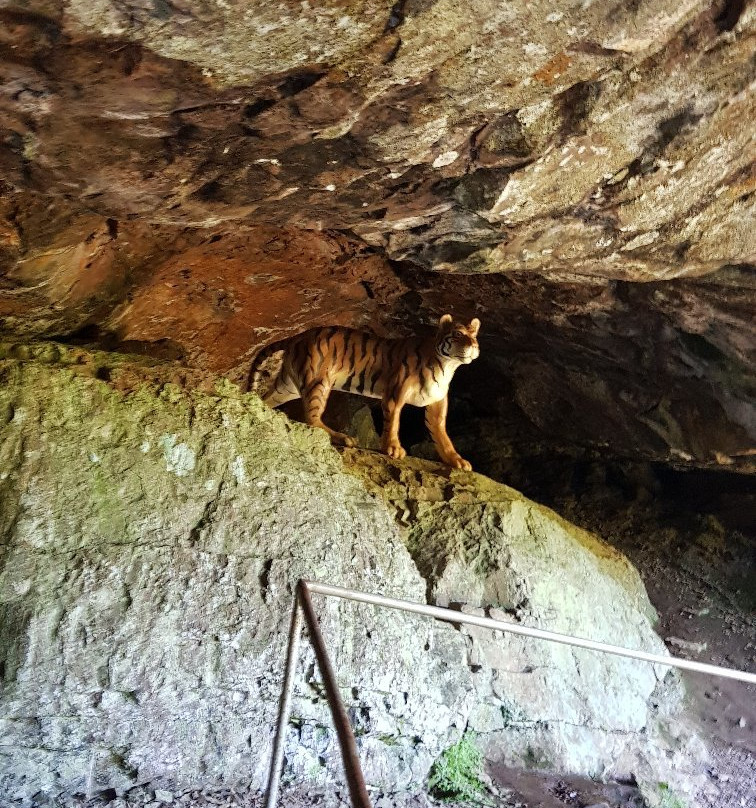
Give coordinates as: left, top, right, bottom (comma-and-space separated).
381, 388, 408, 460
425, 396, 472, 471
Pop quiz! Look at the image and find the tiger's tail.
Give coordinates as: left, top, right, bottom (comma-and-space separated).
245, 339, 288, 393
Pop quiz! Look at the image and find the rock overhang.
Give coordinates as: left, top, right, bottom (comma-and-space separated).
0, 0, 754, 471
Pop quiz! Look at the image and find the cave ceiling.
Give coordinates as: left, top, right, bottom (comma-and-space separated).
0, 0, 754, 471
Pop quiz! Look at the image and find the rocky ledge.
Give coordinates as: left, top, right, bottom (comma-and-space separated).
1, 345, 704, 805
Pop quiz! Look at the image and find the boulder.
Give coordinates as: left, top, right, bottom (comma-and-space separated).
0, 344, 471, 800
0, 345, 704, 803
344, 451, 707, 797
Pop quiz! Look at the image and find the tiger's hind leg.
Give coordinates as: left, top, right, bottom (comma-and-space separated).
302, 378, 356, 447
264, 373, 300, 408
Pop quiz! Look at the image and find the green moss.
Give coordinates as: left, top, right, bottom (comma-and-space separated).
657, 782, 686, 808
427, 733, 489, 804
91, 464, 129, 538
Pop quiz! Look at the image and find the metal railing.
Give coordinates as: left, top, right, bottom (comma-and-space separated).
264, 579, 756, 808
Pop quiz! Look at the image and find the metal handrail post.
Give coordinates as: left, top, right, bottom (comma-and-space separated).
265, 579, 756, 807
297, 580, 373, 808
264, 594, 304, 808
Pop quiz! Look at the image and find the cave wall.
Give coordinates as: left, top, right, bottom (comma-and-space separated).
0, 344, 472, 798
0, 3, 752, 803
0, 1, 754, 477
2, 211, 754, 472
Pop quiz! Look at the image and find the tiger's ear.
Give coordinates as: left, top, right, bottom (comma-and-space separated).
469, 317, 480, 336
438, 313, 453, 331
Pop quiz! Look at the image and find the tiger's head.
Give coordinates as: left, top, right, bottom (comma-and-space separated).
436, 314, 480, 364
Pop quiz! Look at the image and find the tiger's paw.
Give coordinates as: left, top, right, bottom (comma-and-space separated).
385, 443, 407, 460
331, 432, 357, 448
446, 454, 472, 471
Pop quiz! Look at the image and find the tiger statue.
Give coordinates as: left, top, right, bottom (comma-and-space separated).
247, 315, 480, 470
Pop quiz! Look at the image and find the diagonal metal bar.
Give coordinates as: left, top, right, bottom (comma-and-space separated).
296, 580, 372, 808
264, 595, 304, 808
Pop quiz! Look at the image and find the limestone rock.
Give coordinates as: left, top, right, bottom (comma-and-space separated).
0, 346, 705, 802
344, 450, 707, 798
0, 345, 472, 800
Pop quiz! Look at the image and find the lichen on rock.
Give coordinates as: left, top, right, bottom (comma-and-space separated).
0, 345, 705, 803
0, 344, 472, 799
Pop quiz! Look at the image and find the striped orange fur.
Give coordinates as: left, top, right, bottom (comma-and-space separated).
248, 314, 480, 470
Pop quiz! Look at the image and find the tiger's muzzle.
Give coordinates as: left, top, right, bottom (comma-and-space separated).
459, 343, 479, 363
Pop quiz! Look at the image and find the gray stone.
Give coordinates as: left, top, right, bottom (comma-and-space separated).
345, 450, 709, 800
0, 351, 471, 800
0, 349, 706, 804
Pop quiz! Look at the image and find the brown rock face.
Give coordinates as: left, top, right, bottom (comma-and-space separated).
0, 1, 754, 470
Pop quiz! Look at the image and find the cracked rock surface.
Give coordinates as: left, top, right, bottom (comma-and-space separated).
1, 346, 704, 803
0, 344, 472, 799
